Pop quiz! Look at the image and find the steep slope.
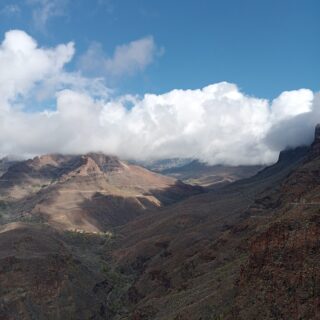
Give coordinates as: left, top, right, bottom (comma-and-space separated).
0, 153, 202, 232
232, 125, 320, 319
105, 143, 310, 319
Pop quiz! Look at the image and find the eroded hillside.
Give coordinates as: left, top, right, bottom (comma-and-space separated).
0, 153, 202, 232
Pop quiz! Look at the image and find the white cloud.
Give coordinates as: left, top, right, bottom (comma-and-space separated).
79, 36, 161, 77
0, 30, 110, 107
270, 89, 313, 121
0, 30, 74, 107
0, 30, 319, 165
265, 93, 319, 151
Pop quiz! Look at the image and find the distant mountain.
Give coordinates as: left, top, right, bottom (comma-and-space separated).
137, 158, 193, 172
0, 153, 202, 232
160, 160, 264, 187
139, 158, 264, 187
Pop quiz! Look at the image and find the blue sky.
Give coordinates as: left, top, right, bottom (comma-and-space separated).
0, 0, 319, 163
0, 0, 319, 99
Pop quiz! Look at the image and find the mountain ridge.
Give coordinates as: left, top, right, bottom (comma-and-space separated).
0, 153, 202, 232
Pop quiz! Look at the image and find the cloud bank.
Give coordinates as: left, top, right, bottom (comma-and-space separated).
0, 30, 319, 165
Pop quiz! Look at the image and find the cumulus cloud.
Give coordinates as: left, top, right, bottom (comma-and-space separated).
79, 36, 162, 77
0, 30, 74, 107
0, 30, 319, 165
265, 92, 320, 151
0, 30, 111, 107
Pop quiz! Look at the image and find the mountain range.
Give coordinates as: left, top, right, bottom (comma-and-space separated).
0, 126, 319, 319
137, 159, 264, 187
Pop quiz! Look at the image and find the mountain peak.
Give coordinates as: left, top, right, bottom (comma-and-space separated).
84, 153, 123, 172
32, 154, 70, 167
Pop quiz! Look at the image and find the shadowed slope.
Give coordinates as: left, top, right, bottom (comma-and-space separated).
232, 126, 320, 319
106, 144, 309, 319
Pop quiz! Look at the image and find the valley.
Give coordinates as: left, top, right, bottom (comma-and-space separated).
0, 127, 319, 319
